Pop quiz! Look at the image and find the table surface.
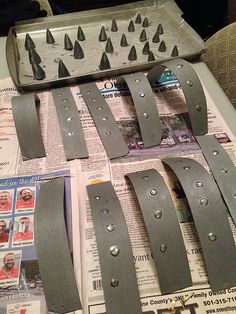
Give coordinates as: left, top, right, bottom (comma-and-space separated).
1, 35, 236, 137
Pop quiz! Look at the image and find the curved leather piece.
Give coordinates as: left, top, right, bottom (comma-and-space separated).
52, 87, 88, 160
79, 82, 129, 159
196, 135, 236, 227
147, 58, 208, 136
163, 157, 236, 292
87, 181, 142, 314
117, 72, 162, 147
126, 169, 192, 294
35, 177, 82, 313
11, 94, 46, 160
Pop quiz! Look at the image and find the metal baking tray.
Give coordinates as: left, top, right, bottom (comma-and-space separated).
6, 0, 206, 92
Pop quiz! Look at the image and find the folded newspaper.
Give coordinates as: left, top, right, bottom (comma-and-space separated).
1, 72, 236, 314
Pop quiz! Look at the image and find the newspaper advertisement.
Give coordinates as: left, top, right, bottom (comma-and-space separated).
78, 142, 236, 314
0, 169, 78, 314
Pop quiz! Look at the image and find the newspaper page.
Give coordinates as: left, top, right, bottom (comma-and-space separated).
78, 142, 236, 314
0, 168, 81, 314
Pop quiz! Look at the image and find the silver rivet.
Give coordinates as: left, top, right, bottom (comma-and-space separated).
57, 93, 62, 96
154, 210, 162, 219
187, 80, 193, 87
63, 98, 68, 102
200, 197, 208, 206
143, 112, 149, 119
208, 232, 217, 241
139, 92, 145, 97
135, 79, 140, 83
64, 105, 69, 110
196, 181, 203, 187
106, 131, 111, 135
183, 166, 190, 170
86, 91, 90, 95
110, 245, 120, 256
94, 195, 101, 200
101, 208, 109, 214
92, 98, 96, 102
221, 168, 228, 173
111, 278, 119, 287
67, 117, 72, 121
195, 104, 201, 112
102, 117, 108, 121
97, 106, 103, 110
68, 131, 73, 136
142, 175, 149, 180
160, 244, 167, 252
150, 189, 157, 195
106, 223, 115, 232
212, 150, 219, 155
177, 64, 183, 68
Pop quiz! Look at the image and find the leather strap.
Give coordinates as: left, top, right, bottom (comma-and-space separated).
117, 72, 162, 147
147, 58, 208, 136
163, 157, 236, 291
126, 169, 192, 294
79, 82, 129, 159
87, 181, 142, 314
196, 135, 236, 227
35, 177, 82, 313
51, 87, 88, 160
11, 94, 46, 160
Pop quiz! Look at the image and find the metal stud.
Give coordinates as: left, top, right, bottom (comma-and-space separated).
196, 181, 203, 187
143, 112, 149, 119
139, 92, 145, 97
110, 245, 120, 256
106, 131, 111, 135
160, 244, 167, 252
221, 168, 228, 173
183, 166, 190, 170
195, 104, 201, 112
150, 189, 157, 195
101, 208, 109, 214
106, 223, 115, 232
200, 197, 208, 206
111, 278, 119, 287
208, 233, 217, 241
187, 80, 193, 87
212, 150, 219, 156
95, 195, 101, 200
154, 210, 162, 219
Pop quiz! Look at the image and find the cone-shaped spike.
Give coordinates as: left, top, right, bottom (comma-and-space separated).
139, 29, 147, 42
58, 59, 70, 78
29, 48, 41, 64
120, 34, 128, 47
25, 33, 35, 50
171, 45, 179, 57
77, 26, 85, 41
74, 40, 84, 59
142, 41, 150, 55
158, 40, 166, 52
31, 60, 45, 80
157, 23, 164, 34
128, 20, 135, 32
99, 26, 107, 41
111, 19, 118, 32
148, 51, 155, 62
128, 45, 137, 61
46, 29, 55, 44
105, 38, 114, 53
64, 34, 73, 50
99, 52, 111, 70
135, 13, 141, 24
142, 17, 149, 27
152, 30, 160, 43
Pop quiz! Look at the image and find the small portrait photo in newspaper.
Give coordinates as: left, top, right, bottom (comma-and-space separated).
0, 251, 21, 287
15, 187, 36, 213
0, 219, 12, 249
12, 216, 34, 247
0, 189, 14, 215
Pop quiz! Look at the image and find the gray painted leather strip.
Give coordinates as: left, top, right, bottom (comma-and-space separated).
118, 72, 162, 147
196, 135, 236, 227
147, 58, 208, 136
126, 169, 192, 294
163, 157, 236, 292
79, 82, 129, 159
87, 181, 142, 314
35, 177, 82, 313
11, 94, 46, 160
51, 87, 88, 160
